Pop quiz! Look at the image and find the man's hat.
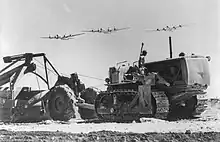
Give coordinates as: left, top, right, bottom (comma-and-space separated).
141, 50, 147, 56
179, 52, 185, 57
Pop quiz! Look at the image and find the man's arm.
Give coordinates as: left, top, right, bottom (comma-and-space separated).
154, 73, 170, 86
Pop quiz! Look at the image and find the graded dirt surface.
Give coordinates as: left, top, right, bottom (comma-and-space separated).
0, 100, 220, 141
1, 130, 220, 142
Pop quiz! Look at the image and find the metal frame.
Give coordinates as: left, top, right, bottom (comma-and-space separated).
0, 53, 60, 90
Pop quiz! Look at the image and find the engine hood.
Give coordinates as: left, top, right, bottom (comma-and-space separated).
185, 57, 210, 86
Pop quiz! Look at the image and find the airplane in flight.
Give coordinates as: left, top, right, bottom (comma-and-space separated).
41, 33, 85, 40
145, 24, 190, 32
163, 24, 190, 32
41, 34, 63, 40
60, 33, 85, 40
81, 28, 104, 33
40, 34, 57, 39
102, 27, 130, 34
82, 27, 130, 34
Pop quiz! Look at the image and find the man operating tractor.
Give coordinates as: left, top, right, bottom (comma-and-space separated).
129, 47, 170, 115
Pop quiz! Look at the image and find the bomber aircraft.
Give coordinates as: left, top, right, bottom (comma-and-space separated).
145, 24, 191, 32
102, 27, 130, 34
41, 33, 85, 40
82, 27, 130, 34
81, 28, 104, 33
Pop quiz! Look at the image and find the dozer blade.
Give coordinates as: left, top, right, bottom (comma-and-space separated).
77, 103, 97, 120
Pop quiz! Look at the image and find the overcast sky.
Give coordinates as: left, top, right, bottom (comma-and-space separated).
0, 0, 219, 96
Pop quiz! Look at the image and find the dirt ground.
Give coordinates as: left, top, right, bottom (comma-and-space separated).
0, 99, 220, 142
0, 130, 220, 142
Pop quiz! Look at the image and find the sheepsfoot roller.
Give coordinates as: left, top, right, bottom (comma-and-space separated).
95, 43, 211, 122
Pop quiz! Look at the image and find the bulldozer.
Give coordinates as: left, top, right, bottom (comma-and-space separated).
0, 53, 96, 122
94, 43, 210, 122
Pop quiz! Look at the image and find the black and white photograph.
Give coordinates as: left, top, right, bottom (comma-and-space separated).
0, 0, 219, 141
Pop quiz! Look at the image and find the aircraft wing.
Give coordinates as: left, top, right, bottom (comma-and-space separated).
145, 29, 161, 32
114, 27, 130, 31
171, 24, 192, 30
69, 33, 85, 37
145, 27, 169, 32
176, 24, 190, 29
61, 37, 75, 40
40, 37, 54, 39
60, 33, 85, 40
81, 30, 99, 33
81, 30, 92, 32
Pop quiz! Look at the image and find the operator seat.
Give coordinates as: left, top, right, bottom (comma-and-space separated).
124, 65, 141, 80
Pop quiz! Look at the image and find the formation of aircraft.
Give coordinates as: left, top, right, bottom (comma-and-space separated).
41, 24, 193, 40
145, 24, 190, 32
82, 27, 130, 34
41, 33, 85, 40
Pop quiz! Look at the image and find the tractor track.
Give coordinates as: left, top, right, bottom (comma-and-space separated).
0, 96, 219, 142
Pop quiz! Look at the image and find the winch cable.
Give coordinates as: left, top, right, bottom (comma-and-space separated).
60, 72, 104, 81
34, 59, 57, 76
34, 58, 105, 81
35, 64, 54, 77
60, 72, 69, 77
78, 74, 105, 81
34, 68, 49, 112
34, 64, 57, 89
77, 74, 105, 91
35, 69, 41, 91
60, 72, 105, 91
87, 85, 105, 92
34, 59, 106, 91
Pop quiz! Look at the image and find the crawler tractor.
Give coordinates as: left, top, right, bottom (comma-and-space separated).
0, 53, 95, 122
95, 43, 210, 122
